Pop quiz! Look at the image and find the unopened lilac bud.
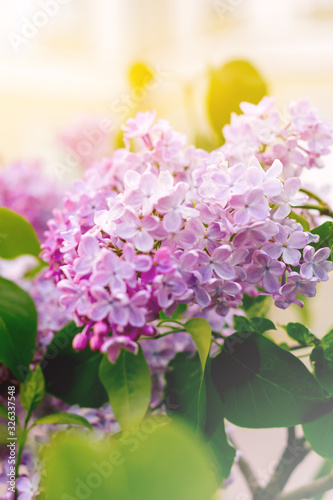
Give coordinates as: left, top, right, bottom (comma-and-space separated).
90, 334, 104, 351
143, 325, 156, 337
93, 321, 109, 336
73, 333, 89, 351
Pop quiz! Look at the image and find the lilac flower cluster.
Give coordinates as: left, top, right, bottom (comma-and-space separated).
41, 104, 333, 361
25, 269, 73, 360
0, 162, 63, 241
221, 97, 333, 177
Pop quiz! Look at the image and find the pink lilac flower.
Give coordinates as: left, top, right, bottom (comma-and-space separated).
91, 249, 134, 293
197, 246, 236, 282
101, 336, 139, 363
0, 162, 63, 240
16, 473, 40, 500
153, 272, 188, 309
156, 183, 199, 232
246, 251, 285, 293
245, 157, 283, 197
300, 246, 333, 281
271, 177, 308, 219
263, 225, 308, 266
122, 111, 156, 140
221, 97, 333, 178
40, 107, 332, 362
229, 188, 269, 225
185, 219, 228, 254
115, 211, 159, 252
199, 162, 247, 204
280, 272, 318, 302
74, 235, 100, 275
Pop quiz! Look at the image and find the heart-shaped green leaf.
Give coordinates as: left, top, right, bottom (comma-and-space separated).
20, 365, 45, 414
99, 347, 151, 430
0, 208, 40, 259
0, 277, 37, 380
41, 420, 216, 500
303, 402, 333, 461
283, 322, 318, 347
33, 412, 93, 431
211, 331, 328, 428
184, 318, 211, 372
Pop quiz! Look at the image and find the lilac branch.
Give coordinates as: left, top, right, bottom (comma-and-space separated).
259, 428, 310, 498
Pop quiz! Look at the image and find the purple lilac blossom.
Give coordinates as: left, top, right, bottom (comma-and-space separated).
221, 97, 333, 177
39, 105, 333, 362
0, 162, 63, 241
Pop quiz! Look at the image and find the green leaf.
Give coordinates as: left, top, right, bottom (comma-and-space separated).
0, 403, 8, 420
33, 412, 93, 431
211, 331, 328, 428
234, 315, 275, 334
20, 365, 45, 414
242, 294, 271, 319
99, 347, 151, 430
206, 59, 268, 140
250, 317, 276, 334
303, 402, 333, 461
310, 222, 333, 261
234, 316, 251, 331
279, 342, 290, 352
184, 318, 211, 371
164, 352, 203, 427
0, 208, 40, 259
312, 330, 333, 395
289, 210, 310, 232
164, 355, 236, 483
159, 303, 187, 321
42, 322, 107, 408
204, 362, 236, 483
242, 294, 266, 311
320, 330, 333, 365
283, 322, 318, 347
208, 418, 236, 485
0, 277, 37, 380
41, 420, 216, 500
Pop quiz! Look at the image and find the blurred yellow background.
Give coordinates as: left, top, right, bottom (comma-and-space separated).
1, 1, 333, 498
1, 0, 333, 169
